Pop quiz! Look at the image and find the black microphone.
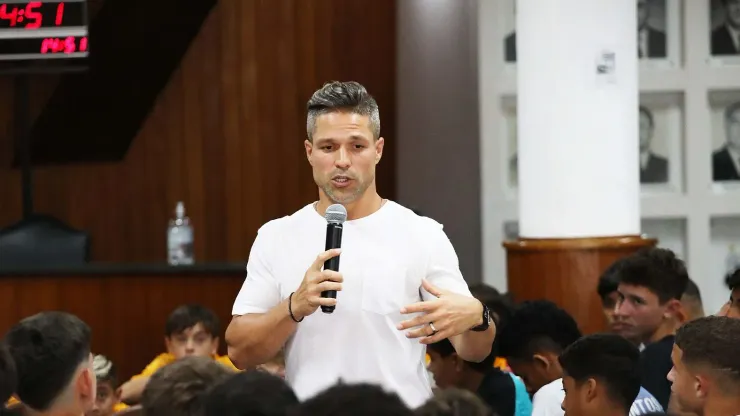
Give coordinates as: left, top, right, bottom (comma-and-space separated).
321, 204, 347, 313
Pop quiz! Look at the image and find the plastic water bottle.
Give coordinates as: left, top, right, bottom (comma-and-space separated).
167, 201, 194, 265
726, 244, 740, 275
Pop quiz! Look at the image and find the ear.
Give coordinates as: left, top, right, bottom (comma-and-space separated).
164, 336, 174, 354
664, 299, 683, 319
374, 137, 384, 164
77, 366, 96, 403
211, 336, 220, 355
695, 374, 710, 399
584, 378, 598, 403
305, 140, 314, 164
451, 353, 465, 372
532, 353, 551, 371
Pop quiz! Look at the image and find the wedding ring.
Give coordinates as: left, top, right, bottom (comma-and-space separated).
429, 322, 438, 335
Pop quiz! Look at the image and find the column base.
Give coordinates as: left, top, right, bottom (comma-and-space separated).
502, 235, 657, 334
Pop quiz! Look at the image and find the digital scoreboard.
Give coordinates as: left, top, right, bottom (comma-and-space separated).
0, 0, 88, 61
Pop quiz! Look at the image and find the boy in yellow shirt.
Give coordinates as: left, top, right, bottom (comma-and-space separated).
119, 304, 236, 404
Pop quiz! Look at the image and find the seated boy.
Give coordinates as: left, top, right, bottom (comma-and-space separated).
119, 304, 237, 403
86, 355, 128, 416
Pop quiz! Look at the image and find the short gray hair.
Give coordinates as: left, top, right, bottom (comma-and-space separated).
306, 81, 380, 141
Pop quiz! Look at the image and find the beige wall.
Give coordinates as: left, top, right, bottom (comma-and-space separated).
396, 0, 482, 283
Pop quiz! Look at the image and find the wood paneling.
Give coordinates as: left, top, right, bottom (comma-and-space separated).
503, 236, 657, 334
0, 271, 245, 381
0, 0, 397, 263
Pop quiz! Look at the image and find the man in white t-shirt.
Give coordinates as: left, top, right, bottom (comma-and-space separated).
224, 81, 495, 408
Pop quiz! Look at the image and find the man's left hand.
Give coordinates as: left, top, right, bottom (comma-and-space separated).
397, 279, 483, 344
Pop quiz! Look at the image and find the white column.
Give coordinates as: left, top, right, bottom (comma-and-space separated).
517, 0, 640, 239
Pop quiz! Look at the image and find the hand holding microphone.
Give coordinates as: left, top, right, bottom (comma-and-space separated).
290, 204, 347, 320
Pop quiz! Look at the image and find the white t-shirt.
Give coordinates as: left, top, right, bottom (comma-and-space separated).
532, 378, 664, 416
232, 201, 472, 408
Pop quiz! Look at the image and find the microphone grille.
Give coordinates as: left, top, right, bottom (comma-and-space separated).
325, 204, 348, 224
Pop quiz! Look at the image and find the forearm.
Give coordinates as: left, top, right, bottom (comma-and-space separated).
119, 377, 149, 404
450, 324, 496, 363
225, 298, 298, 369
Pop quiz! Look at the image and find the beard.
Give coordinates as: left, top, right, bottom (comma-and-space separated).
318, 174, 373, 204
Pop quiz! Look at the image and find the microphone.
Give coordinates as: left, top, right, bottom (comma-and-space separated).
321, 203, 347, 313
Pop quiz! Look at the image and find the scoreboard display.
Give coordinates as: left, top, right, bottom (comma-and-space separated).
0, 0, 88, 61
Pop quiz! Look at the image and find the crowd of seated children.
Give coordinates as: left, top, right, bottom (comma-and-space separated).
118, 304, 237, 404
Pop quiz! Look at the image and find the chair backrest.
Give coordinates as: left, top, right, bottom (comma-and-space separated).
0, 214, 89, 267
115, 404, 144, 416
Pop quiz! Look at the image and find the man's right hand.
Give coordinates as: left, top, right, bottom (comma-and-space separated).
290, 249, 344, 320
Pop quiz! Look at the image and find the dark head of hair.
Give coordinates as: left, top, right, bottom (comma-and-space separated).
166, 304, 220, 338
467, 283, 515, 328
427, 337, 495, 373
92, 355, 118, 388
204, 371, 298, 416
3, 311, 91, 411
142, 356, 234, 416
725, 268, 740, 290
675, 316, 740, 387
415, 388, 494, 416
306, 81, 380, 141
293, 383, 411, 416
497, 300, 582, 361
615, 248, 689, 303
597, 259, 624, 301
0, 342, 17, 405
639, 106, 654, 127
558, 333, 641, 412
683, 278, 702, 301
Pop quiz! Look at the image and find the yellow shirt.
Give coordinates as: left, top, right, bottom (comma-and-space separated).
113, 402, 129, 412
130, 353, 238, 379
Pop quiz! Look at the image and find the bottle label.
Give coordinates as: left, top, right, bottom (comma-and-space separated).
168, 226, 194, 265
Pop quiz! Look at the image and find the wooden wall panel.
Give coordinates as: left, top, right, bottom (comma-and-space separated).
0, 0, 397, 263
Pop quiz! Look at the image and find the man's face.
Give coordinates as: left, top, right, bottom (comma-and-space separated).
639, 110, 653, 151
305, 112, 384, 205
726, 105, 740, 150
718, 287, 740, 318
637, 0, 649, 28
85, 381, 119, 416
165, 323, 218, 359
667, 345, 704, 414
614, 283, 667, 342
725, 0, 740, 28
426, 350, 461, 389
601, 291, 620, 332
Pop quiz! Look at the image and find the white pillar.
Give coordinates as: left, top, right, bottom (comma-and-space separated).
517, 0, 640, 239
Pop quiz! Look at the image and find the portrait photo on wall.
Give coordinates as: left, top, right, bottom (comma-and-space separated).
709, 0, 740, 58
501, 0, 676, 66
639, 93, 684, 193
638, 0, 668, 60
709, 91, 740, 185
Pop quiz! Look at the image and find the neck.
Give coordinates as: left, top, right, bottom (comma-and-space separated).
316, 185, 383, 221
459, 370, 486, 393
702, 396, 740, 416
647, 319, 675, 344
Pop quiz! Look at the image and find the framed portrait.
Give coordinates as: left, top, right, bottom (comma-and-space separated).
641, 218, 688, 259
639, 92, 685, 194
708, 0, 740, 65
499, 0, 517, 69
709, 90, 740, 189
638, 0, 681, 69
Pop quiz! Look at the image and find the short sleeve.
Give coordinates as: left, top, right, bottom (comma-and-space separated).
421, 221, 472, 301
232, 225, 282, 315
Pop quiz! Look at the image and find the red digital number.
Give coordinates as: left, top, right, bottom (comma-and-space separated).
24, 1, 42, 29
79, 36, 88, 52
40, 36, 86, 54
0, 4, 20, 27
40, 37, 58, 54
55, 2, 63, 26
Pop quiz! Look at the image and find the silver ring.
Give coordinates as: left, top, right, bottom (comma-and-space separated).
429, 322, 438, 335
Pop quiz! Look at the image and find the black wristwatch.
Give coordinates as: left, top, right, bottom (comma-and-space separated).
470, 303, 492, 332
